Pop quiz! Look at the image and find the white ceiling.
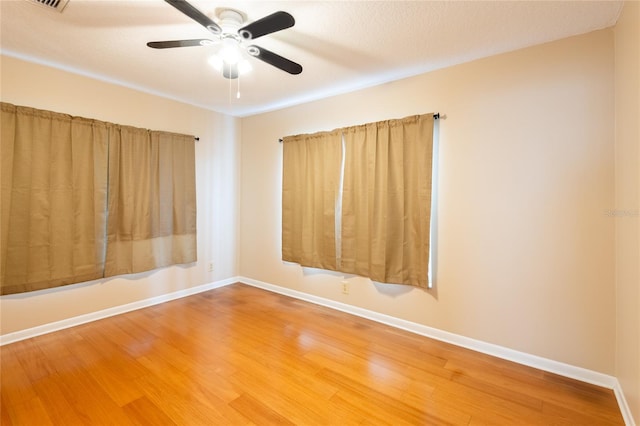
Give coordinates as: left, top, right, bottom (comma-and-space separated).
0, 0, 623, 117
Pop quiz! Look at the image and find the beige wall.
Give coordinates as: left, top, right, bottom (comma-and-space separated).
0, 55, 241, 335
614, 1, 640, 422
240, 30, 616, 374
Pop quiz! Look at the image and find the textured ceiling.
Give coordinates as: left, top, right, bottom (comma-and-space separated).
0, 0, 624, 117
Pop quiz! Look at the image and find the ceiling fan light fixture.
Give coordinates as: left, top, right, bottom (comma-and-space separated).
208, 55, 253, 78
219, 39, 243, 65
208, 55, 223, 71
237, 59, 252, 75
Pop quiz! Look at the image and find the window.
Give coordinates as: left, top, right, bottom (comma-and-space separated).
282, 113, 435, 288
0, 102, 197, 295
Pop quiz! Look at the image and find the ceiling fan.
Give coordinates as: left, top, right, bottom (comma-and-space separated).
147, 0, 303, 79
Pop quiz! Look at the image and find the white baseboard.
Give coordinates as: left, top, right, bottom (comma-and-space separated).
239, 276, 635, 426
0, 277, 239, 346
614, 383, 637, 426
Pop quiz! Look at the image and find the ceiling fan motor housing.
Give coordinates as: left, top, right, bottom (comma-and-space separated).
216, 9, 245, 38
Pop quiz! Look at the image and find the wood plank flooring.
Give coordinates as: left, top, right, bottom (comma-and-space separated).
1, 283, 624, 425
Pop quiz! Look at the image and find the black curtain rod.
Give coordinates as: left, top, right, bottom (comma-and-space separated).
278, 112, 440, 143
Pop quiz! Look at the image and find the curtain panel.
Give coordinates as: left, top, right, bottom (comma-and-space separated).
1, 103, 109, 294
0, 102, 196, 295
281, 113, 435, 287
282, 130, 343, 270
341, 114, 434, 287
105, 127, 197, 277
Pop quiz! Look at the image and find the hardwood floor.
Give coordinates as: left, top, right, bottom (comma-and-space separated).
1, 283, 624, 425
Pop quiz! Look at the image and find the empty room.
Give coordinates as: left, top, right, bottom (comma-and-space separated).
1, 0, 638, 424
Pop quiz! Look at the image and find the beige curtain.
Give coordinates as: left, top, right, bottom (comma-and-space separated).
1, 103, 109, 295
1, 102, 197, 295
282, 130, 342, 270
340, 114, 434, 287
104, 127, 197, 277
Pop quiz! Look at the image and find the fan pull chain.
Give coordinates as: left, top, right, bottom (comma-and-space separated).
236, 75, 241, 99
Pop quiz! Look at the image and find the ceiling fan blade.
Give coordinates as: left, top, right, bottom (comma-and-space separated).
164, 0, 221, 35
239, 11, 294, 40
147, 39, 213, 49
248, 45, 302, 75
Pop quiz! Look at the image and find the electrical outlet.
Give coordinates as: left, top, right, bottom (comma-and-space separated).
207, 261, 214, 272
341, 281, 349, 294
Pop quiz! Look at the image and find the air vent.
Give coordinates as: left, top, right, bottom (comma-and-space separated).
24, 0, 69, 13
